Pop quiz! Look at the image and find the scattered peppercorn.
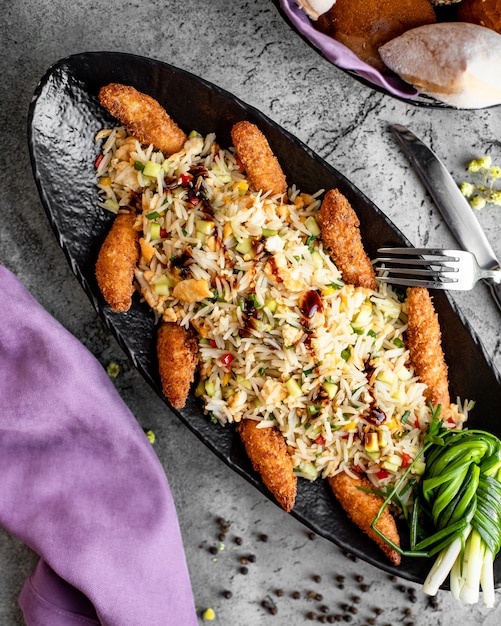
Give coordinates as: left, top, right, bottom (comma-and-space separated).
239, 556, 249, 565
291, 591, 301, 599
360, 584, 369, 592
306, 611, 317, 620
208, 546, 218, 555
319, 605, 329, 613
275, 589, 284, 597
247, 554, 256, 563
354, 575, 363, 583
313, 574, 322, 583
222, 590, 232, 599
308, 532, 316, 540
318, 616, 327, 624
352, 596, 361, 604
234, 536, 243, 545
240, 566, 248, 575
258, 533, 268, 542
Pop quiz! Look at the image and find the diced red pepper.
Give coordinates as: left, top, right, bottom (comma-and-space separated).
375, 469, 389, 480
179, 173, 192, 186
315, 434, 325, 446
353, 465, 363, 474
446, 417, 456, 426
401, 453, 411, 468
210, 339, 217, 348
94, 154, 104, 168
188, 196, 199, 206
160, 228, 167, 238
221, 353, 234, 367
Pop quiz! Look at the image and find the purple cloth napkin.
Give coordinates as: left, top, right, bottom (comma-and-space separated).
0, 266, 197, 626
280, 0, 419, 98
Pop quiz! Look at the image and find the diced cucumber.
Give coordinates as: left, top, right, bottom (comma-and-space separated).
285, 377, 303, 399
195, 219, 215, 235
322, 381, 338, 400
143, 160, 162, 178
262, 228, 278, 237
150, 222, 161, 240
294, 461, 318, 481
236, 237, 252, 255
310, 250, 323, 269
305, 216, 321, 236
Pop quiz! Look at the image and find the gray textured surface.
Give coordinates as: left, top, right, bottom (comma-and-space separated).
1, 1, 501, 624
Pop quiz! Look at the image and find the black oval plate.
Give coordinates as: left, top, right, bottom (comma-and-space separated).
28, 52, 501, 587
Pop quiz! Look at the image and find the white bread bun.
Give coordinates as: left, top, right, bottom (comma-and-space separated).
295, 0, 337, 20
379, 22, 501, 108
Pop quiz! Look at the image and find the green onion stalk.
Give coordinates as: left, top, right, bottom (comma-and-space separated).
370, 409, 501, 607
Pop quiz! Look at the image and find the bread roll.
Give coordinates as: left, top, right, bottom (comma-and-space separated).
379, 22, 501, 108
458, 0, 501, 34
316, 0, 436, 72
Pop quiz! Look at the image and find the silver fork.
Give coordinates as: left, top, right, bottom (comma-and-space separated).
374, 248, 501, 290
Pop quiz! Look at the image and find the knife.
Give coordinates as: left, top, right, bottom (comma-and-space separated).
390, 123, 501, 312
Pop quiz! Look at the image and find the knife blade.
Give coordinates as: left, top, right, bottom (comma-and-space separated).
390, 123, 501, 311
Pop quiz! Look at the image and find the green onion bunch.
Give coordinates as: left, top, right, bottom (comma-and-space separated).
417, 428, 501, 606
370, 411, 501, 607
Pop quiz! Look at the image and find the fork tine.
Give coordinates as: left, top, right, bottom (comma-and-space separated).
376, 267, 459, 279
377, 276, 461, 289
377, 247, 459, 260
374, 256, 458, 270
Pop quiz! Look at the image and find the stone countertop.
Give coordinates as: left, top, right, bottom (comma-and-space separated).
1, 1, 501, 624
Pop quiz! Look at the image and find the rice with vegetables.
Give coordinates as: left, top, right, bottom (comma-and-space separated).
95, 125, 467, 491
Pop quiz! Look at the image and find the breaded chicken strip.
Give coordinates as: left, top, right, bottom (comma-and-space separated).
157, 322, 199, 409
99, 83, 187, 155
231, 121, 287, 196
95, 212, 140, 312
318, 188, 377, 290
238, 419, 297, 512
406, 286, 450, 414
329, 472, 401, 565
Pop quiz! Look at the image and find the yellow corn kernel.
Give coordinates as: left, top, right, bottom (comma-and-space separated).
234, 180, 249, 195
343, 421, 356, 430
99, 176, 112, 186
321, 286, 338, 297
223, 222, 233, 239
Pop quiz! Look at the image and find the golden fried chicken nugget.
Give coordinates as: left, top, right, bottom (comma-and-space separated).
238, 419, 297, 512
328, 472, 401, 565
231, 121, 287, 196
406, 286, 450, 414
318, 188, 377, 290
99, 83, 187, 155
95, 212, 140, 312
157, 322, 199, 409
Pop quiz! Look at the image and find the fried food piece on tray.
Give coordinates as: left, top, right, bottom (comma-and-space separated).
237, 419, 297, 512
317, 188, 377, 290
231, 121, 287, 196
406, 286, 450, 414
95, 211, 140, 312
157, 321, 199, 409
328, 472, 401, 565
99, 83, 187, 155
